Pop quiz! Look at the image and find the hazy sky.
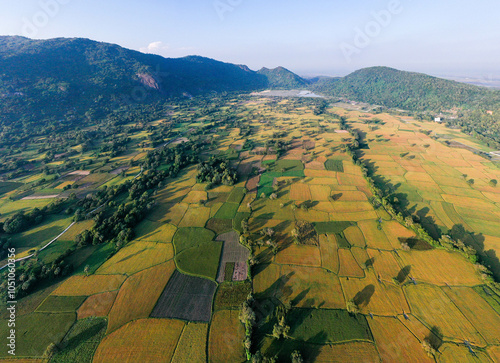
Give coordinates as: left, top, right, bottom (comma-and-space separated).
1, 0, 499, 78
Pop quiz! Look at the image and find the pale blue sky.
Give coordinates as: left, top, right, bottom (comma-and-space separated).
1, 0, 499, 78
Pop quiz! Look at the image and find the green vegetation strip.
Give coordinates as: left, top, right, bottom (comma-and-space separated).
314, 221, 354, 234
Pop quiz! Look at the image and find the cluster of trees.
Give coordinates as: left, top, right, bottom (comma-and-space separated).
0, 199, 67, 234
144, 141, 199, 175
196, 157, 237, 187
1, 247, 74, 300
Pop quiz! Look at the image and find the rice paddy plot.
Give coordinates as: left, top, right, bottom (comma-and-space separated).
444, 286, 500, 344
398, 249, 482, 286
208, 310, 246, 363
369, 316, 434, 363
151, 270, 217, 322
107, 261, 176, 334
77, 291, 118, 319
35, 295, 86, 313
171, 323, 208, 363
0, 312, 76, 358
213, 202, 239, 219
275, 244, 321, 267
53, 274, 126, 296
94, 319, 184, 363
96, 242, 173, 275
340, 271, 409, 316
173, 227, 215, 253
216, 231, 249, 282
51, 317, 107, 363
314, 221, 354, 235
287, 308, 373, 344
175, 241, 223, 281
404, 284, 486, 345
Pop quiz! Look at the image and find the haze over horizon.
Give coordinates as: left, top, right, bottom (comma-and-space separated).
1, 0, 499, 81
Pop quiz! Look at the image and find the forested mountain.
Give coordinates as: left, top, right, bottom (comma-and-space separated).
257, 66, 309, 89
0, 36, 267, 126
1, 36, 500, 134
310, 66, 500, 111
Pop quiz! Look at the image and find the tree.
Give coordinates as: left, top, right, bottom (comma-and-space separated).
239, 301, 256, 326
291, 351, 304, 363
466, 178, 475, 186
346, 299, 359, 314
84, 265, 90, 277
422, 338, 437, 358
43, 343, 58, 359
490, 179, 498, 187
272, 316, 290, 339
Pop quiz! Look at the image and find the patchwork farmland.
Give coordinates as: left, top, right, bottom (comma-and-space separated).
1, 95, 499, 362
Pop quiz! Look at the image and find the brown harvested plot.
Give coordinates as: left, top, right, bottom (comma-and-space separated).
307, 177, 339, 185
148, 202, 188, 225
216, 231, 250, 282
209, 310, 246, 363
358, 220, 393, 250
178, 205, 211, 228
279, 265, 345, 308
398, 250, 482, 286
107, 261, 176, 333
304, 161, 326, 170
319, 234, 339, 273
444, 286, 500, 345
404, 284, 485, 345
232, 262, 248, 281
172, 323, 208, 363
96, 242, 173, 275
338, 249, 364, 277
367, 249, 402, 281
369, 316, 433, 363
290, 183, 312, 200
246, 175, 260, 192
308, 184, 331, 200
94, 319, 184, 363
77, 291, 118, 319
151, 270, 217, 322
54, 274, 126, 296
275, 244, 321, 267
344, 226, 366, 247
314, 342, 380, 362
340, 272, 409, 315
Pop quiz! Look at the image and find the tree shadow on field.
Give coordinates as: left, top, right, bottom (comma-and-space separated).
426, 326, 443, 352
353, 284, 375, 307
395, 265, 411, 284
364, 257, 375, 269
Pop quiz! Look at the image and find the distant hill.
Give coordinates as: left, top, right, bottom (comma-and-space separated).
257, 66, 309, 89
310, 66, 500, 111
0, 36, 268, 124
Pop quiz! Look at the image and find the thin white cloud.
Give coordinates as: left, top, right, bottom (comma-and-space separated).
140, 41, 169, 55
